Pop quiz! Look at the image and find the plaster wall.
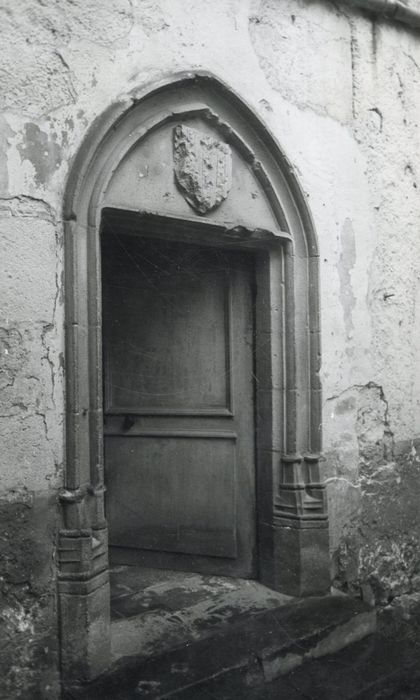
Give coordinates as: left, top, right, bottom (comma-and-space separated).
1, 0, 420, 695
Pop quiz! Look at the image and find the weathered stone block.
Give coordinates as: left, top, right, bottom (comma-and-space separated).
59, 573, 111, 683
274, 525, 330, 596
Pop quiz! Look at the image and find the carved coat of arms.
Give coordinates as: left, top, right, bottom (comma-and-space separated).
173, 125, 232, 215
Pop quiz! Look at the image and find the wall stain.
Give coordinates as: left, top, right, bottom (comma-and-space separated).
17, 123, 62, 187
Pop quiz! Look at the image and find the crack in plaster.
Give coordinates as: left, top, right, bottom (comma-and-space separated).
35, 410, 50, 443
325, 476, 361, 489
40, 323, 56, 417
327, 381, 387, 405
403, 51, 420, 72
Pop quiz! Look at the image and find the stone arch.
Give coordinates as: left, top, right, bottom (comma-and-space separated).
59, 72, 329, 682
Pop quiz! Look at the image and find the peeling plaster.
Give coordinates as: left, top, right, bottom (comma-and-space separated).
249, 0, 353, 123
0, 327, 25, 391
325, 381, 395, 486
0, 115, 14, 195
326, 382, 420, 602
17, 124, 62, 187
0, 195, 56, 222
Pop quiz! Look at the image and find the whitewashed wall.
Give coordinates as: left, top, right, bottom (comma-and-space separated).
1, 0, 420, 694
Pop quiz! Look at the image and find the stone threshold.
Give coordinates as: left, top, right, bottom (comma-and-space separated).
64, 568, 376, 699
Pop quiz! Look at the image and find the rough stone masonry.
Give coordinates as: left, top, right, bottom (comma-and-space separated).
1, 0, 420, 697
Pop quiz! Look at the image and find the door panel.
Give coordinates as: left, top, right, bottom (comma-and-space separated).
102, 230, 256, 577
105, 434, 237, 557
104, 262, 231, 413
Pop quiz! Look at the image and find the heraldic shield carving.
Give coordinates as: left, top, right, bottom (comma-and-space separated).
173, 124, 232, 215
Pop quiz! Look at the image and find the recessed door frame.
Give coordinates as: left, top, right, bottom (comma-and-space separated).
59, 73, 329, 684
101, 210, 284, 579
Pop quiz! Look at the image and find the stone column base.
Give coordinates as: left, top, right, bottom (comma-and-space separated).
59, 570, 110, 683
273, 525, 330, 596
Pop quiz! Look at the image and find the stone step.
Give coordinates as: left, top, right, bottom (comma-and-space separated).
64, 594, 375, 699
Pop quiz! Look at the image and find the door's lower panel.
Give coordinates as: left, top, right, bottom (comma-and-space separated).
105, 435, 237, 558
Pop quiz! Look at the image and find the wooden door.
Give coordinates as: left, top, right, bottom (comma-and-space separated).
102, 229, 256, 578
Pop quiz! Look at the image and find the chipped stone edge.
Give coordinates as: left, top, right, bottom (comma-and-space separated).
260, 609, 377, 681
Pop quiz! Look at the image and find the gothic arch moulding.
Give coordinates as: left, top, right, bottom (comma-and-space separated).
60, 72, 329, 682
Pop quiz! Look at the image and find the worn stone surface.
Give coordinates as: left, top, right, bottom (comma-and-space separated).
65, 572, 375, 699
110, 566, 292, 660
64, 604, 420, 699
0, 493, 60, 699
1, 0, 420, 693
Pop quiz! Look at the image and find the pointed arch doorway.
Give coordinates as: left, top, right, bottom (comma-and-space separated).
59, 73, 330, 682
